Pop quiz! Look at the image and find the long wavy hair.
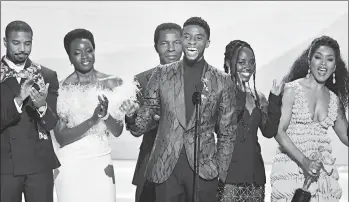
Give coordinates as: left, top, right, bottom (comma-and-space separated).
282, 35, 348, 110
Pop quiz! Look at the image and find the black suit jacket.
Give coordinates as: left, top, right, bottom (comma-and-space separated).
0, 58, 60, 175
132, 67, 158, 186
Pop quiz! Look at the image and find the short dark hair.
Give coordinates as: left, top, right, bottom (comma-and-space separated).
63, 28, 95, 55
5, 20, 33, 38
183, 17, 210, 39
154, 22, 182, 45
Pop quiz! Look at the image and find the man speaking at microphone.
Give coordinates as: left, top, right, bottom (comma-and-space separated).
125, 17, 244, 202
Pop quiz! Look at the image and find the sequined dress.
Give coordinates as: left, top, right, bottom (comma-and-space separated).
270, 80, 341, 202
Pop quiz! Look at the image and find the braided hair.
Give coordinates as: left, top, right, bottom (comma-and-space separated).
224, 40, 261, 109
282, 35, 348, 110
224, 40, 261, 141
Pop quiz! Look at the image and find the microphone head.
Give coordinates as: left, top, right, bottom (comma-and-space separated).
193, 81, 204, 105
195, 80, 204, 93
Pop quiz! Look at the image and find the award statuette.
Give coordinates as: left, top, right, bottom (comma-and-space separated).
291, 175, 312, 202
291, 147, 334, 202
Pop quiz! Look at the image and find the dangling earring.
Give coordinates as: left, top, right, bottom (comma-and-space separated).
306, 69, 310, 78
333, 73, 336, 84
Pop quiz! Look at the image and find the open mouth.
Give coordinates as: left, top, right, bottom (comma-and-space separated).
81, 61, 91, 66
185, 47, 199, 58
187, 47, 198, 53
240, 72, 251, 77
317, 67, 327, 76
240, 69, 253, 77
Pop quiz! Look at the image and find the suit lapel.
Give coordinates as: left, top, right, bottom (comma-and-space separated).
23, 58, 32, 69
5, 77, 21, 96
173, 61, 187, 129
20, 58, 32, 84
186, 62, 209, 130
1, 58, 21, 95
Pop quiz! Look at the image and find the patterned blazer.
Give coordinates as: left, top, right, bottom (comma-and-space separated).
133, 60, 244, 183
131, 67, 159, 186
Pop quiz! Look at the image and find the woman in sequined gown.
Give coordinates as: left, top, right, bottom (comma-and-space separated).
271, 36, 349, 202
217, 40, 284, 202
52, 29, 138, 202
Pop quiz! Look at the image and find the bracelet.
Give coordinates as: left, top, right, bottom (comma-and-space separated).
101, 112, 110, 121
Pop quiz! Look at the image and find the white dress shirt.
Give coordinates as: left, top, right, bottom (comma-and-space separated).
4, 57, 47, 118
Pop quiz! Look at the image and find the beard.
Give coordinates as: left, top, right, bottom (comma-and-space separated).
7, 52, 28, 65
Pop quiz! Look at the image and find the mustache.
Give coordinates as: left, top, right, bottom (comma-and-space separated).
15, 53, 28, 56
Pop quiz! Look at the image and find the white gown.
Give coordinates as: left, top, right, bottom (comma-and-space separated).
52, 76, 138, 202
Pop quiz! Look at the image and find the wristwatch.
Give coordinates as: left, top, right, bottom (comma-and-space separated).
38, 103, 47, 113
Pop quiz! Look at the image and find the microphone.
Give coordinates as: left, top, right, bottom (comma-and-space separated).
192, 80, 204, 202
192, 81, 204, 105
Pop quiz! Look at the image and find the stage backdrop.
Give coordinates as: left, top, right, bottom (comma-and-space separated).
1, 1, 347, 165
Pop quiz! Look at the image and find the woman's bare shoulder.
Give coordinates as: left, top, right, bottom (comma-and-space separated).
96, 71, 123, 90
61, 72, 77, 86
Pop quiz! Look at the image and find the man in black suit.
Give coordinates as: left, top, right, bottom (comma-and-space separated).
0, 20, 60, 202
131, 22, 183, 202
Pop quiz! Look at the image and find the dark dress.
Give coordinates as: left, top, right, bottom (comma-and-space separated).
217, 92, 281, 202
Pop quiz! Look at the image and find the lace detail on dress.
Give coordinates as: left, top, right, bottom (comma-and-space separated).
57, 76, 139, 126
218, 182, 265, 202
270, 80, 341, 201
55, 76, 139, 159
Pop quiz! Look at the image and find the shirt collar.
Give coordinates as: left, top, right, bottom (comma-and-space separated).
3, 56, 26, 73
183, 57, 206, 69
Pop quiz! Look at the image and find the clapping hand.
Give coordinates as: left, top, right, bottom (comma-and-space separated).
120, 100, 160, 121
30, 83, 50, 109
120, 100, 139, 117
270, 79, 285, 96
91, 94, 109, 123
98, 94, 109, 118
15, 75, 39, 106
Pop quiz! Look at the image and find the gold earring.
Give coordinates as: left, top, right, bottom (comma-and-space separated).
333, 73, 336, 84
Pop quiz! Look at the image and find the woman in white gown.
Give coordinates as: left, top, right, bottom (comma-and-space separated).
52, 28, 138, 202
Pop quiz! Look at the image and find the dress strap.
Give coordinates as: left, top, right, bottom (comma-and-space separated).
285, 80, 302, 97
327, 90, 338, 122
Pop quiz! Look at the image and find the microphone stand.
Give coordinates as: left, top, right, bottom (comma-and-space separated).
192, 91, 201, 202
